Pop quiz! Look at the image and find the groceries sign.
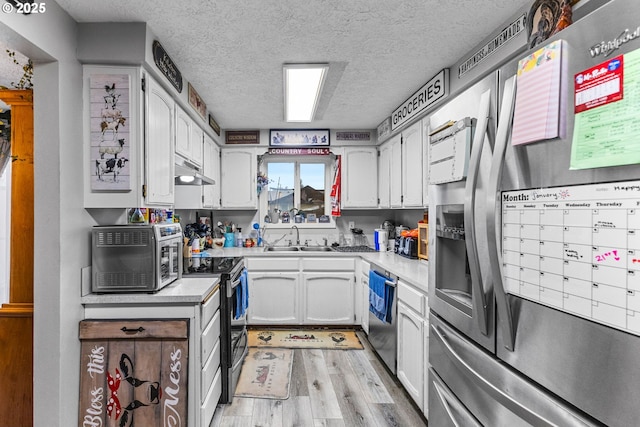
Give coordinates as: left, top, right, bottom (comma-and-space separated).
392, 69, 449, 131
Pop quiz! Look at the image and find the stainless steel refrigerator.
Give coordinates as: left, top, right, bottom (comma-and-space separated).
428, 1, 640, 425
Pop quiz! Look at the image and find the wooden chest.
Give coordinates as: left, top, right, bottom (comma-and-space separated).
78, 319, 189, 427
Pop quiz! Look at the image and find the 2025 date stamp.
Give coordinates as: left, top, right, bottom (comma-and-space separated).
2, 2, 47, 14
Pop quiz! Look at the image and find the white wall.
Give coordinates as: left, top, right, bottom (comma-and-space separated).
0, 3, 89, 426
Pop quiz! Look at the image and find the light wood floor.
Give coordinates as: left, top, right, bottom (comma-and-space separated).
211, 331, 428, 427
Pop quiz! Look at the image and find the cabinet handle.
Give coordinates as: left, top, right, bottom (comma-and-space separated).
121, 326, 145, 334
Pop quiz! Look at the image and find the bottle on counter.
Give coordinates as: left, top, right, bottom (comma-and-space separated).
236, 228, 243, 247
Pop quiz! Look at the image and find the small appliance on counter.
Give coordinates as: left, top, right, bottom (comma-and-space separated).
91, 223, 183, 293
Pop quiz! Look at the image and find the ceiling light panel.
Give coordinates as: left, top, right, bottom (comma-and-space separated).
284, 64, 328, 122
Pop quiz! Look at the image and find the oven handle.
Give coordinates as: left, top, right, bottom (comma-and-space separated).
232, 330, 249, 371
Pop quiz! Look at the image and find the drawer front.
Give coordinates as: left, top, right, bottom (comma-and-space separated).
246, 257, 299, 271
301, 257, 354, 271
201, 338, 221, 401
201, 287, 221, 331
201, 309, 220, 365
361, 259, 371, 274
79, 319, 188, 339
201, 367, 222, 427
398, 281, 425, 316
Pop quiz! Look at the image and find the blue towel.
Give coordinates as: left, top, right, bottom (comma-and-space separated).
369, 270, 394, 324
235, 268, 249, 319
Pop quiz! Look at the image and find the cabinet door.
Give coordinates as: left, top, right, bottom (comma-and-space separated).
302, 272, 354, 324
78, 319, 189, 426
83, 66, 143, 208
247, 272, 299, 324
389, 134, 403, 208
423, 316, 430, 419
220, 148, 257, 209
175, 106, 191, 160
397, 302, 424, 410
145, 76, 175, 205
342, 147, 378, 208
422, 117, 430, 206
402, 120, 423, 207
361, 274, 370, 334
202, 135, 218, 208
190, 120, 204, 168
378, 142, 391, 208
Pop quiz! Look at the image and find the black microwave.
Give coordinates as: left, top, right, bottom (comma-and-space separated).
91, 224, 183, 293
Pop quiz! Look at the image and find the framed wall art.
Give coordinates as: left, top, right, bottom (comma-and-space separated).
269, 129, 330, 147
188, 82, 207, 119
89, 73, 132, 191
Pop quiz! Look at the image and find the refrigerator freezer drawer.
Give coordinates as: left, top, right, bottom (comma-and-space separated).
429, 313, 603, 427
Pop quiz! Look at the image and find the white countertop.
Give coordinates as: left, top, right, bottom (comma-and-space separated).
81, 276, 221, 305
199, 245, 429, 292
361, 252, 429, 293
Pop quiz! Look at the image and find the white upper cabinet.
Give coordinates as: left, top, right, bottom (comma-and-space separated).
220, 147, 257, 209
378, 142, 392, 209
380, 119, 425, 209
175, 106, 203, 168
190, 120, 204, 168
342, 146, 378, 208
202, 139, 221, 208
144, 75, 175, 205
422, 117, 430, 205
389, 134, 403, 207
402, 120, 424, 207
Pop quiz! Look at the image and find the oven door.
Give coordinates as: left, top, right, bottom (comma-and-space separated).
157, 236, 182, 288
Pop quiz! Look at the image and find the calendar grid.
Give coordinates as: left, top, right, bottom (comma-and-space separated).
502, 181, 640, 335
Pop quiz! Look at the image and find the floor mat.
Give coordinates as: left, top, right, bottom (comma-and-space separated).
248, 329, 364, 350
234, 348, 293, 399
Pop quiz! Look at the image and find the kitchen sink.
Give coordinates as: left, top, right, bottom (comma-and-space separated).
264, 246, 335, 252
264, 246, 300, 252
299, 246, 335, 252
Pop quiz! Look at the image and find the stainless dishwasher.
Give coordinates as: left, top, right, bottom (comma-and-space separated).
368, 265, 398, 374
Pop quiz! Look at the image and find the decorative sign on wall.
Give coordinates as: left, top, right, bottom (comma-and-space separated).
208, 113, 220, 136
226, 130, 259, 144
335, 131, 371, 142
377, 117, 392, 141
458, 13, 527, 78
152, 40, 183, 93
89, 73, 132, 192
392, 69, 449, 131
269, 129, 330, 147
188, 82, 206, 119
268, 147, 331, 155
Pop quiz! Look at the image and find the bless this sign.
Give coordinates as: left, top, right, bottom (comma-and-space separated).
392, 69, 449, 130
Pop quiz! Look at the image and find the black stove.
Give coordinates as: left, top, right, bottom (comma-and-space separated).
333, 245, 377, 252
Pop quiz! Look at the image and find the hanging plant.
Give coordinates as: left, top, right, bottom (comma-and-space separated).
5, 50, 33, 90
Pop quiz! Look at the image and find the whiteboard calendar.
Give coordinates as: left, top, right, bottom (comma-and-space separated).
502, 180, 640, 336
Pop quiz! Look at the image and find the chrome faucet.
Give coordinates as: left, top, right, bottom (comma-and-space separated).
291, 225, 300, 245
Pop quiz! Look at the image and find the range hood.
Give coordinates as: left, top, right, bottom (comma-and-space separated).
174, 155, 215, 186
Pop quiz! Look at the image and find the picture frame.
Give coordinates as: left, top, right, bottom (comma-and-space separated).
208, 113, 220, 136
89, 73, 132, 192
269, 129, 330, 147
188, 82, 206, 119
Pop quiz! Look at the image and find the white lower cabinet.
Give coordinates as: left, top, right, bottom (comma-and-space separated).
423, 316, 430, 419
83, 286, 221, 427
302, 272, 354, 324
397, 301, 425, 411
247, 271, 300, 324
396, 279, 429, 414
245, 257, 355, 326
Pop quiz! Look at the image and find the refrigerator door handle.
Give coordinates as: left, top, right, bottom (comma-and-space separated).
463, 89, 492, 336
487, 75, 517, 350
430, 368, 483, 427
431, 323, 557, 427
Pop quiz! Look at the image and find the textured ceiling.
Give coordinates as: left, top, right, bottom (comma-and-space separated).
55, 0, 532, 130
